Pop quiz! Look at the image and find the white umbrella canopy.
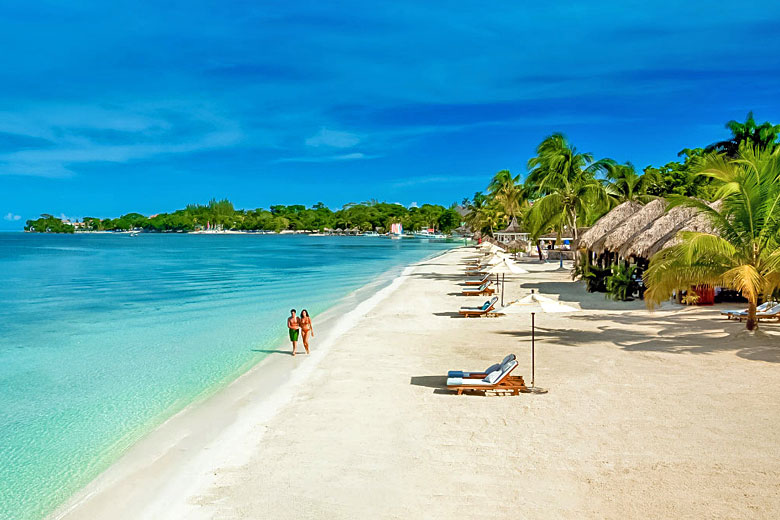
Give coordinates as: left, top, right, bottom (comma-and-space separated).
502, 293, 578, 313
487, 258, 528, 275
467, 252, 504, 269
487, 258, 528, 306
500, 292, 579, 389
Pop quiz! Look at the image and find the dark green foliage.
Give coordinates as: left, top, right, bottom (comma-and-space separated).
25, 215, 75, 233
642, 148, 716, 199
706, 112, 780, 157
605, 262, 640, 301
572, 253, 610, 292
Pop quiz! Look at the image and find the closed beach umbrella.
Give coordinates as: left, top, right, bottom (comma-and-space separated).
500, 292, 579, 390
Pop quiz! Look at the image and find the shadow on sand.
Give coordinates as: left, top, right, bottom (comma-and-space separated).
250, 349, 294, 356
495, 312, 780, 363
409, 376, 457, 395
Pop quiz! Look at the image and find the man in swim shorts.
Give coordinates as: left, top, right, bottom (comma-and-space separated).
287, 309, 301, 356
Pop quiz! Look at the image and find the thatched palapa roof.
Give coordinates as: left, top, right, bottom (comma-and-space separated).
648, 201, 722, 255
619, 204, 697, 259
578, 201, 642, 249
594, 198, 668, 255
498, 216, 522, 234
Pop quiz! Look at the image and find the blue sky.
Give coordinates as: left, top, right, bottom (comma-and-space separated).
2, 1, 780, 228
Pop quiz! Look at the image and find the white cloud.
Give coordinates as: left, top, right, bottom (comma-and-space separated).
3, 212, 21, 221
305, 128, 361, 148
391, 175, 478, 188
272, 152, 379, 164
0, 102, 243, 178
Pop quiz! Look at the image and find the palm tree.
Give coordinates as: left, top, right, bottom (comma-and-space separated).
644, 146, 780, 330
463, 192, 489, 234
526, 134, 610, 264
601, 161, 653, 203
487, 169, 524, 222
707, 112, 780, 157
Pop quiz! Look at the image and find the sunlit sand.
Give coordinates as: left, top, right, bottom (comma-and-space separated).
55, 248, 780, 519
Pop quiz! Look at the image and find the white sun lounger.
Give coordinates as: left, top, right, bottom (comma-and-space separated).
721, 301, 774, 319
446, 360, 527, 395
448, 354, 516, 378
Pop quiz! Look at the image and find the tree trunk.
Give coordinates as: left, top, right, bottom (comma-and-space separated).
570, 209, 579, 270
536, 241, 544, 262
746, 298, 758, 331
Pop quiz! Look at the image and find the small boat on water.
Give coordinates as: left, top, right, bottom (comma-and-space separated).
388, 222, 405, 239
362, 231, 380, 237
413, 229, 447, 239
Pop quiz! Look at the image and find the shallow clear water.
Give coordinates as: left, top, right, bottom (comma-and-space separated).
0, 233, 458, 520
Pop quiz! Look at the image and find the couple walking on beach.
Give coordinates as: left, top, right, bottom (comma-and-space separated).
287, 309, 314, 356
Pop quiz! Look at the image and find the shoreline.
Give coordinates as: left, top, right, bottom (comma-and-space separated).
51, 246, 780, 519
50, 247, 457, 520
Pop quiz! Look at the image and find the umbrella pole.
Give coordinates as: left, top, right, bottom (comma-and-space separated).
531, 312, 535, 387
501, 273, 505, 306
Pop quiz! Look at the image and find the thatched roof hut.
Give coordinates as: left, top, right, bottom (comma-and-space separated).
506, 238, 528, 250
647, 201, 721, 255
595, 198, 668, 255
501, 217, 522, 233
619, 204, 697, 259
578, 201, 643, 250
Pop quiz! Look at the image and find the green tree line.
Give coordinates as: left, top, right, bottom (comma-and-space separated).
27, 199, 463, 234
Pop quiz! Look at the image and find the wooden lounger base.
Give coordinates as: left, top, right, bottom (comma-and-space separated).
449, 376, 529, 395
458, 311, 501, 318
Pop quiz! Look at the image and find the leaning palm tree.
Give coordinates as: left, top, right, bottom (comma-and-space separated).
644, 146, 780, 330
526, 134, 610, 264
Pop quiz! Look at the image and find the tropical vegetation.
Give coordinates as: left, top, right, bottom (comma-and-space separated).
24, 215, 76, 233
26, 199, 463, 234
644, 145, 780, 330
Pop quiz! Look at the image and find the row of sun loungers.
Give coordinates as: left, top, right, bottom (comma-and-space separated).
459, 252, 497, 311
446, 249, 527, 396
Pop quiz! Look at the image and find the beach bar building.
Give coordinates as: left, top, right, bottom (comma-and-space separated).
494, 217, 529, 246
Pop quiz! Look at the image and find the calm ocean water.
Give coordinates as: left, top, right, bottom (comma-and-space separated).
0, 232, 457, 520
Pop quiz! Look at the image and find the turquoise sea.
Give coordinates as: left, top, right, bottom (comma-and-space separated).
0, 233, 457, 520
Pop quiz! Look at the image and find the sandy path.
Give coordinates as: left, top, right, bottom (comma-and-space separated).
56, 248, 780, 519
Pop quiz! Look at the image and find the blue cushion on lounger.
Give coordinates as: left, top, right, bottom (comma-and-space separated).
481, 300, 491, 310
484, 363, 500, 374
448, 362, 499, 378
484, 370, 502, 384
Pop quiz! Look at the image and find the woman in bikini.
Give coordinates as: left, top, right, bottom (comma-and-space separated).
299, 309, 314, 354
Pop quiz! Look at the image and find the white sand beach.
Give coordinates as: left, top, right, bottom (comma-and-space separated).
54, 247, 780, 519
